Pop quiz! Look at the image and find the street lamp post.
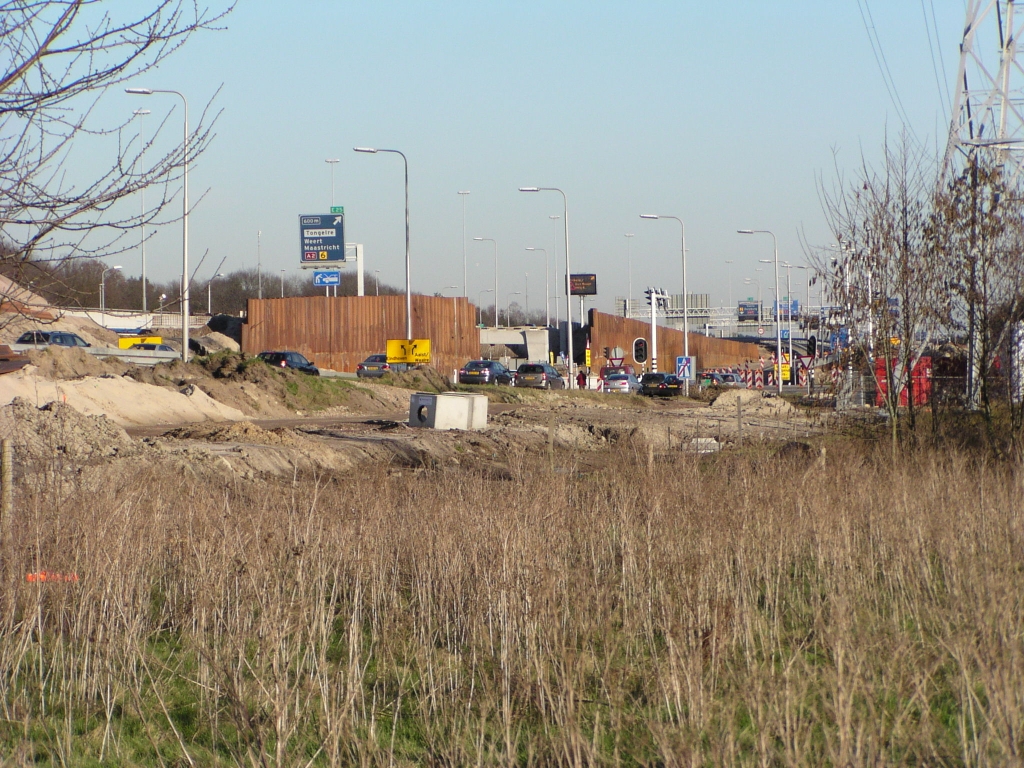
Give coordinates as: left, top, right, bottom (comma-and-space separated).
549, 215, 561, 327
521, 188, 573, 387
477, 289, 493, 326
506, 291, 521, 327
625, 233, 635, 318
132, 108, 150, 313
126, 86, 190, 362
354, 147, 412, 340
257, 230, 262, 300
325, 158, 339, 206
374, 270, 380, 297
207, 272, 224, 315
280, 270, 286, 298
641, 214, 688, 393
525, 247, 549, 327
739, 229, 783, 395
100, 265, 122, 324
473, 237, 498, 326
725, 259, 734, 309
458, 191, 470, 297
744, 277, 762, 324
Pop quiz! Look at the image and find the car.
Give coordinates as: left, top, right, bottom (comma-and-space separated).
699, 372, 724, 388
15, 330, 91, 348
719, 372, 745, 388
458, 360, 513, 385
599, 363, 637, 382
257, 350, 320, 375
640, 372, 684, 397
128, 343, 176, 352
514, 362, 565, 389
602, 372, 641, 394
356, 354, 408, 378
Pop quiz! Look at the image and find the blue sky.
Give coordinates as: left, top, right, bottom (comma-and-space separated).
113, 1, 968, 314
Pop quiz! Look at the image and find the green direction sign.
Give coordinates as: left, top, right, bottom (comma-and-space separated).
331, 206, 344, 214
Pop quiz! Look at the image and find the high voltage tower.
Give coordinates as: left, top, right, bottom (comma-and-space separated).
943, 0, 1024, 183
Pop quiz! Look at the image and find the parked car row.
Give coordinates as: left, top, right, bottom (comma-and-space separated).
456, 360, 566, 389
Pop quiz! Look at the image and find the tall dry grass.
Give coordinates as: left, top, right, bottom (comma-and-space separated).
0, 439, 1022, 766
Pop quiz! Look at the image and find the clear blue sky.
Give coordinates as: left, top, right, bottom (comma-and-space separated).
112, 1, 968, 313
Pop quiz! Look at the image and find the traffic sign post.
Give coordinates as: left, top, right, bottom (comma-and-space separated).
299, 213, 346, 265
676, 356, 695, 380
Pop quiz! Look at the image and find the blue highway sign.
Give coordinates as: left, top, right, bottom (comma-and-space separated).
300, 213, 346, 264
313, 270, 341, 287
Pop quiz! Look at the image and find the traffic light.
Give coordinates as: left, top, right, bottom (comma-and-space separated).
644, 288, 654, 306
807, 335, 817, 358
633, 337, 648, 364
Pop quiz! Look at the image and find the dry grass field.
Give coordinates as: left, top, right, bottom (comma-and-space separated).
0, 432, 1021, 766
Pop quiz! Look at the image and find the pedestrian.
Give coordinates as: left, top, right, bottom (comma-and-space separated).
576, 370, 587, 390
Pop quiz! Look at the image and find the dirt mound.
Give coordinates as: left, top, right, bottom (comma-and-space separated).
0, 396, 138, 463
381, 366, 453, 392
710, 388, 794, 415
25, 346, 126, 380
194, 330, 239, 353
165, 420, 300, 446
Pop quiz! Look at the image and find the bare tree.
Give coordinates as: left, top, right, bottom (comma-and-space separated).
927, 153, 1024, 434
819, 134, 944, 448
0, 0, 232, 320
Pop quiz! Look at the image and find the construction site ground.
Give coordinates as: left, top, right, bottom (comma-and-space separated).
0, 348, 833, 483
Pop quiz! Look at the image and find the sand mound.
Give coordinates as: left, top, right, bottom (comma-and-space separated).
165, 420, 300, 446
711, 388, 795, 415
0, 397, 138, 463
25, 347, 125, 380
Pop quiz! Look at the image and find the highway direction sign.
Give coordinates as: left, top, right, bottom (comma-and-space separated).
313, 270, 341, 287
387, 338, 431, 364
299, 213, 346, 264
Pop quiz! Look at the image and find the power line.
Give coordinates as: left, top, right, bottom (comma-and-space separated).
856, 0, 917, 133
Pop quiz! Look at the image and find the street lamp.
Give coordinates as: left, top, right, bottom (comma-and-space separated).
641, 214, 688, 393
506, 291, 521, 327
132, 108, 150, 313
207, 272, 224, 315
126, 86, 190, 362
477, 288, 493, 326
100, 265, 122, 323
473, 237, 498, 326
325, 158, 340, 206
739, 229, 783, 394
549, 215, 561, 326
521, 188, 574, 386
458, 191, 470, 297
625, 233, 635, 318
374, 269, 380, 297
354, 147, 412, 339
525, 247, 549, 327
280, 269, 286, 298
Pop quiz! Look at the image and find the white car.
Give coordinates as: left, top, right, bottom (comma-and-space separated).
603, 373, 642, 394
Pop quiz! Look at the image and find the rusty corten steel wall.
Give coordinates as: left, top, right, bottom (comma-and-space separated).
588, 309, 760, 371
241, 295, 480, 374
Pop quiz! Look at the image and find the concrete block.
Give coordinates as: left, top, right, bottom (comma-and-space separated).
409, 392, 486, 430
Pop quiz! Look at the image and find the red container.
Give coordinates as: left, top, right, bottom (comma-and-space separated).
875, 356, 932, 407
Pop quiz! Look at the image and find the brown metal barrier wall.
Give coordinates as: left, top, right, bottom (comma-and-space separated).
588, 310, 761, 371
242, 295, 480, 374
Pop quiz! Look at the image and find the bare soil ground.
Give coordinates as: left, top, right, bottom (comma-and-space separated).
0, 348, 831, 483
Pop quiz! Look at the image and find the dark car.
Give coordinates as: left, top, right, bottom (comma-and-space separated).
258, 350, 320, 376
640, 372, 683, 397
129, 343, 176, 352
356, 354, 408, 378
514, 362, 565, 390
459, 360, 513, 385
15, 330, 91, 348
